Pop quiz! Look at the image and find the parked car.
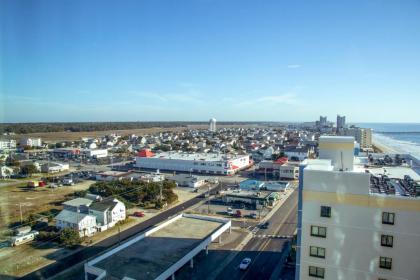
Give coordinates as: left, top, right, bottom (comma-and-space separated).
227, 207, 234, 216
133, 211, 145, 217
239, 258, 252, 270
250, 213, 258, 219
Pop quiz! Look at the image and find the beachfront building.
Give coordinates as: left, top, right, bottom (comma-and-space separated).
135, 150, 250, 175
296, 136, 420, 280
345, 127, 373, 149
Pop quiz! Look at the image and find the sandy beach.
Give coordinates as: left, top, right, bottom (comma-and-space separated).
372, 137, 400, 154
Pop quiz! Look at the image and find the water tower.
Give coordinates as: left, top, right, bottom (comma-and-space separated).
209, 118, 217, 132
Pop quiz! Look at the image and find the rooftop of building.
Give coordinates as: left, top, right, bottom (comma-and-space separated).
92, 215, 227, 280
62, 197, 93, 207
223, 189, 274, 199
96, 171, 132, 177
303, 157, 420, 198
137, 151, 248, 162
319, 135, 355, 143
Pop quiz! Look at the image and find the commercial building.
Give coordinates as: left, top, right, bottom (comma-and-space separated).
0, 139, 16, 151
135, 151, 250, 176
40, 162, 69, 173
95, 171, 133, 181
166, 174, 206, 188
20, 137, 42, 147
84, 214, 231, 280
296, 136, 420, 280
222, 189, 280, 209
82, 148, 108, 158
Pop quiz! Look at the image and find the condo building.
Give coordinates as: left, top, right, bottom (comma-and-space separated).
296, 136, 420, 280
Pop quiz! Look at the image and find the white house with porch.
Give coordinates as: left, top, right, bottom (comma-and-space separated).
55, 209, 97, 237
88, 198, 126, 231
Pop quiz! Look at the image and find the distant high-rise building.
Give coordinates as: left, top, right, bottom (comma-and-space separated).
319, 116, 327, 126
209, 118, 217, 132
336, 115, 346, 133
295, 136, 420, 280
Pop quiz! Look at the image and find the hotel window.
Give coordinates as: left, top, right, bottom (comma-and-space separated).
309, 266, 325, 278
310, 246, 326, 258
310, 226, 327, 238
381, 235, 393, 247
320, 206, 331, 218
382, 212, 395, 225
379, 257, 392, 270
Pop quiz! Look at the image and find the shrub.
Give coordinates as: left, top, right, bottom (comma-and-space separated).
59, 228, 81, 248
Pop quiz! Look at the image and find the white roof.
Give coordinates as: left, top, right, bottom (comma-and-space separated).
304, 159, 334, 171
144, 152, 247, 162
55, 209, 95, 224
63, 198, 93, 207
319, 136, 354, 143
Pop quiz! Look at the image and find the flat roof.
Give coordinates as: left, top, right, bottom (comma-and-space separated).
319, 135, 355, 143
93, 215, 226, 280
139, 152, 248, 162
224, 189, 273, 199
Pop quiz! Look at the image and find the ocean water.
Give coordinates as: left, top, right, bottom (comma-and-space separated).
357, 123, 420, 159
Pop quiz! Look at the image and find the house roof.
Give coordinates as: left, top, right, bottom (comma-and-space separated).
89, 199, 119, 212
55, 209, 95, 224
63, 198, 93, 207
137, 149, 155, 157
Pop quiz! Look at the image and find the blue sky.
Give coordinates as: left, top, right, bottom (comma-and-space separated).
1, 0, 420, 123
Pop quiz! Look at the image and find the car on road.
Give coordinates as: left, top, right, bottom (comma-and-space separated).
260, 222, 270, 229
250, 213, 258, 219
133, 211, 145, 217
239, 258, 252, 270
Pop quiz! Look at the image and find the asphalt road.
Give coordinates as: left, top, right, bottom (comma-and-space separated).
215, 190, 298, 280
21, 194, 205, 280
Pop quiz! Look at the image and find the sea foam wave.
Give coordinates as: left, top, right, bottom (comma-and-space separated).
374, 133, 420, 160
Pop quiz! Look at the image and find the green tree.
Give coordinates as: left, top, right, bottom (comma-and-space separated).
59, 228, 82, 247
21, 164, 38, 176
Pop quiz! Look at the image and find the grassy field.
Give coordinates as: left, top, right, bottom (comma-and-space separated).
0, 181, 94, 231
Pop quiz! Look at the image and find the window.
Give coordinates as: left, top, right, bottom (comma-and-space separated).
381, 235, 393, 247
382, 212, 395, 225
379, 257, 392, 270
320, 206, 331, 218
310, 246, 326, 258
309, 266, 325, 278
311, 226, 327, 238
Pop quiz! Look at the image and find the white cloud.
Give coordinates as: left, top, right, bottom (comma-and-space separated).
287, 64, 301, 69
235, 93, 299, 107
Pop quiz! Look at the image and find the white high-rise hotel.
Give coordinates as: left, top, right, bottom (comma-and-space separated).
209, 117, 217, 132
296, 136, 420, 280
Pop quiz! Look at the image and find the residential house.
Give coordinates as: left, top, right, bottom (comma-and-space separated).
88, 198, 126, 231
0, 166, 15, 178
55, 209, 97, 237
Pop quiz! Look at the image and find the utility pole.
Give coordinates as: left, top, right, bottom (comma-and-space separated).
207, 184, 211, 214
19, 203, 23, 224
